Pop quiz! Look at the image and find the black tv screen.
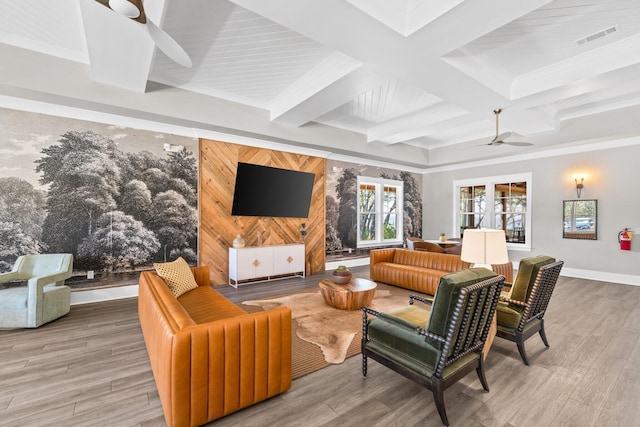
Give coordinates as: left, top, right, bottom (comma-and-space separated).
231, 162, 315, 218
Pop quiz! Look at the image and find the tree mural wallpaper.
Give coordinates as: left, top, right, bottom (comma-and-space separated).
325, 160, 422, 261
0, 108, 197, 288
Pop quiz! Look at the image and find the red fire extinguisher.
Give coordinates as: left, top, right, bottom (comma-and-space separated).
618, 228, 633, 251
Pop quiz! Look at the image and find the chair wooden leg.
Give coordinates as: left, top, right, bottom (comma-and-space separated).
431, 377, 449, 426
475, 356, 490, 392
538, 320, 550, 347
362, 354, 368, 377
515, 332, 530, 365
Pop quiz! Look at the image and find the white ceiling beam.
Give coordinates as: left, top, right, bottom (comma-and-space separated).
344, 0, 464, 37
232, 0, 556, 140
368, 103, 468, 144
512, 34, 640, 99
270, 52, 383, 127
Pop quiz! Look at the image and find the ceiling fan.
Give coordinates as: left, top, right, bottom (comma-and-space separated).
95, 0, 192, 68
488, 109, 533, 147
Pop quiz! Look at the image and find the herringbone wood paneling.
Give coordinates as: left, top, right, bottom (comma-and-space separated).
199, 139, 326, 285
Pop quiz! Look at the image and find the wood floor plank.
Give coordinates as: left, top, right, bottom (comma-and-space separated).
1, 268, 639, 426
553, 397, 600, 427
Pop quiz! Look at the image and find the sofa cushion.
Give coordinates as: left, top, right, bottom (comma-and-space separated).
496, 302, 523, 330
382, 305, 430, 329
427, 268, 497, 352
366, 315, 440, 378
177, 286, 247, 324
508, 255, 555, 302
391, 249, 466, 271
0, 287, 28, 309
153, 257, 199, 298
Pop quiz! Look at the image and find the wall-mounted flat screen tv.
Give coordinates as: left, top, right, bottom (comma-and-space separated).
231, 162, 315, 218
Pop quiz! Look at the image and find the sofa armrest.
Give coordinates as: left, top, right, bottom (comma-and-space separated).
499, 296, 528, 308
0, 271, 20, 283
370, 248, 396, 265
163, 306, 292, 427
409, 294, 434, 307
28, 270, 72, 290
190, 265, 211, 287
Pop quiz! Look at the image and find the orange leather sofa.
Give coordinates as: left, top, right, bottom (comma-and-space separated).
370, 248, 513, 295
138, 266, 292, 427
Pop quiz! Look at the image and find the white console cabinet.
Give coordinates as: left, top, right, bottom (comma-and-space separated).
229, 244, 305, 287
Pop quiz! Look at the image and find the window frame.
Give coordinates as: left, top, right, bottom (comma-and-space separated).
356, 176, 404, 248
452, 172, 532, 251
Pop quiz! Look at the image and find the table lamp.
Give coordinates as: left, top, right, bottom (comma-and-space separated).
460, 229, 509, 270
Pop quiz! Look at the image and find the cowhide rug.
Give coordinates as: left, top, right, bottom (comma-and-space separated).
243, 288, 414, 364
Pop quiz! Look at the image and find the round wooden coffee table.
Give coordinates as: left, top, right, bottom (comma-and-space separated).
319, 277, 377, 310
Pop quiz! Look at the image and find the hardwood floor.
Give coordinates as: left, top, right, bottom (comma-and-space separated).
1, 267, 640, 426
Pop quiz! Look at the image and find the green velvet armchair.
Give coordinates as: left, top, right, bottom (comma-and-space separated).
496, 256, 564, 365
0, 254, 73, 328
362, 268, 504, 426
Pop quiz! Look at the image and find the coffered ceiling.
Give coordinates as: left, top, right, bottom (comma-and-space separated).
2, 0, 640, 168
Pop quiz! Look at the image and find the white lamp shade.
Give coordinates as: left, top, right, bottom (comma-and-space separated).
460, 229, 509, 266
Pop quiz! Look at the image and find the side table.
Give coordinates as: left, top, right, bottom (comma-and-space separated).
319, 277, 377, 310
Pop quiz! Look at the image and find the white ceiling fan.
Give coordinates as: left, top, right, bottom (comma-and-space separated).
95, 0, 192, 68
488, 109, 533, 147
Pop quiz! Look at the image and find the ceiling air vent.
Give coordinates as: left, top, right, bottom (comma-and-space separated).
575, 25, 619, 46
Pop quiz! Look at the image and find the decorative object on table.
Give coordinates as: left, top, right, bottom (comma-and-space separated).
332, 265, 352, 285
300, 222, 307, 242
439, 233, 446, 242
232, 234, 246, 248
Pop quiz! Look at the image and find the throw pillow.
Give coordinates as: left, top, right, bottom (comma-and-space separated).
153, 257, 198, 298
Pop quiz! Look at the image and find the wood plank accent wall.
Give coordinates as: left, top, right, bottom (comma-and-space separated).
199, 139, 326, 285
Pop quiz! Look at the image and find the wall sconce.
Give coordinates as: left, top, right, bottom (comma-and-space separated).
573, 175, 585, 198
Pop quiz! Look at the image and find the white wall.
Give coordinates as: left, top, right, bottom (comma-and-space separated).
422, 140, 640, 285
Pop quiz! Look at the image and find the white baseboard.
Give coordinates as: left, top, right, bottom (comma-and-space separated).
560, 268, 640, 286
70, 285, 138, 305
68, 261, 639, 305
326, 257, 370, 270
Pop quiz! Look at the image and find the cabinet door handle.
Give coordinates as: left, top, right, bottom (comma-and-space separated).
252, 259, 260, 267
287, 256, 294, 263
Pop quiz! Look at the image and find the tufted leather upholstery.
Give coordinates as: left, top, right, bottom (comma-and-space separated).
370, 248, 471, 295
370, 248, 513, 295
138, 266, 292, 427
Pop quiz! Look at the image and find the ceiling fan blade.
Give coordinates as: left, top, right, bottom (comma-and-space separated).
96, 0, 146, 23
95, 0, 192, 68
145, 19, 192, 68
492, 131, 511, 143
488, 108, 531, 147
504, 141, 533, 147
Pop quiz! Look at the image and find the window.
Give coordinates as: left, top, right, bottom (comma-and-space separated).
454, 173, 531, 250
357, 176, 403, 247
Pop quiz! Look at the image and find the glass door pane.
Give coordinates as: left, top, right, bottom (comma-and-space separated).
359, 183, 376, 241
